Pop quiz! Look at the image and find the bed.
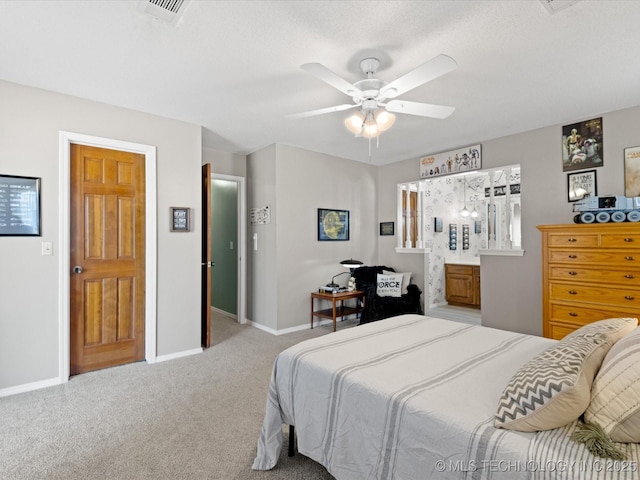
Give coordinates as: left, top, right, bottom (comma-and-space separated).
252, 314, 640, 479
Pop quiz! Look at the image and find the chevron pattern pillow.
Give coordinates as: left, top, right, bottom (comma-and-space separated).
495, 318, 637, 432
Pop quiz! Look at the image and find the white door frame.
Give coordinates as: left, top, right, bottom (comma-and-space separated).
211, 173, 247, 324
58, 131, 158, 383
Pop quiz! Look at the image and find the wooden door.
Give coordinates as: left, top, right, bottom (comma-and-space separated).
70, 144, 145, 375
201, 163, 212, 348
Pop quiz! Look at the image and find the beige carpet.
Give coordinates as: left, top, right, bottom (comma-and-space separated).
0, 314, 358, 479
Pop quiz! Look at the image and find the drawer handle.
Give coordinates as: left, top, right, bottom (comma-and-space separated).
626, 295, 635, 301
568, 271, 577, 276
625, 238, 635, 243
567, 238, 577, 242
568, 255, 577, 259
625, 256, 635, 261
625, 274, 636, 279
569, 312, 578, 317
568, 290, 578, 295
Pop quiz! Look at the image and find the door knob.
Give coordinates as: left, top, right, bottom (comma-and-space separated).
72, 265, 83, 274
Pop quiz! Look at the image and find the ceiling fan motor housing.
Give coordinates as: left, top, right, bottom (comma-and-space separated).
359, 58, 380, 76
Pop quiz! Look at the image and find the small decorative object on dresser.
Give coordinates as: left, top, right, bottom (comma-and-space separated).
538, 223, 640, 339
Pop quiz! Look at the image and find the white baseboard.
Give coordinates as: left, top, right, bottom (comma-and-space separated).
246, 315, 358, 336
0, 376, 61, 398
211, 306, 237, 320
154, 347, 203, 363
0, 348, 203, 398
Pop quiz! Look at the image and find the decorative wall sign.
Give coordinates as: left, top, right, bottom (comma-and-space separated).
379, 221, 394, 236
0, 174, 41, 236
567, 169, 597, 202
420, 144, 481, 179
170, 207, 190, 232
318, 208, 349, 241
250, 205, 271, 225
624, 146, 640, 197
484, 184, 521, 197
562, 117, 603, 172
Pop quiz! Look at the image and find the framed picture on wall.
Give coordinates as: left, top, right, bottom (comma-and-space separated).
170, 207, 190, 232
318, 208, 349, 241
567, 170, 597, 202
0, 174, 41, 236
562, 117, 603, 172
624, 146, 640, 197
379, 221, 394, 236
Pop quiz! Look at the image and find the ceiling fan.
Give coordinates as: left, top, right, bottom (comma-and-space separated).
289, 54, 457, 138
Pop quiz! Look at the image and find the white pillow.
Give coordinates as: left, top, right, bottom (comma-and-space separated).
495, 317, 637, 432
585, 326, 640, 442
383, 269, 412, 294
376, 273, 403, 297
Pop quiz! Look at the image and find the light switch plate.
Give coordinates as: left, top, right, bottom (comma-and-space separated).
41, 242, 53, 256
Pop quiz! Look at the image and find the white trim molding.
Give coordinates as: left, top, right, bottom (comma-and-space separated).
58, 131, 158, 385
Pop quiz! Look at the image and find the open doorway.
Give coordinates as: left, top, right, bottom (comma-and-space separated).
205, 173, 246, 346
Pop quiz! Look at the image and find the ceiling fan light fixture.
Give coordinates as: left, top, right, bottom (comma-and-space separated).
375, 109, 396, 132
362, 112, 380, 138
344, 111, 365, 134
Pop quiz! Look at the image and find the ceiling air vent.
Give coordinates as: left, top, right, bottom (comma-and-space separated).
138, 0, 190, 25
538, 0, 582, 15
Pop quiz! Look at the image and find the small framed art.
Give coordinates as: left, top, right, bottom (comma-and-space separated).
379, 221, 394, 236
0, 174, 41, 236
567, 170, 597, 202
170, 207, 190, 232
318, 208, 349, 241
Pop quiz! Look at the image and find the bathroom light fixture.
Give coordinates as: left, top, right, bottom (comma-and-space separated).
460, 180, 471, 217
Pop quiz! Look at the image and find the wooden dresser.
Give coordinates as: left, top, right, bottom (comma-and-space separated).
538, 223, 640, 339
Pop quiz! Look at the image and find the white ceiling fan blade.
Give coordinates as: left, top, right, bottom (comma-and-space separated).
287, 104, 357, 119
385, 100, 455, 119
301, 63, 363, 99
380, 54, 457, 99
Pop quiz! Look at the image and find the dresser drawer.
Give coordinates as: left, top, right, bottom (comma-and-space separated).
601, 234, 640, 249
547, 321, 581, 340
550, 303, 637, 326
549, 266, 640, 286
550, 283, 640, 307
547, 234, 599, 248
548, 249, 640, 266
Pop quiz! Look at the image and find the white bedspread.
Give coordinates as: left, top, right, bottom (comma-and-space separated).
252, 314, 640, 479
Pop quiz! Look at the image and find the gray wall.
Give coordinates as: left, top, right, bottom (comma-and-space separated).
0, 80, 202, 390
378, 105, 640, 336
203, 146, 246, 177
247, 144, 377, 331
246, 145, 278, 330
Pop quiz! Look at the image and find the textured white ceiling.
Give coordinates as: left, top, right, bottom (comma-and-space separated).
1, 0, 639, 165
